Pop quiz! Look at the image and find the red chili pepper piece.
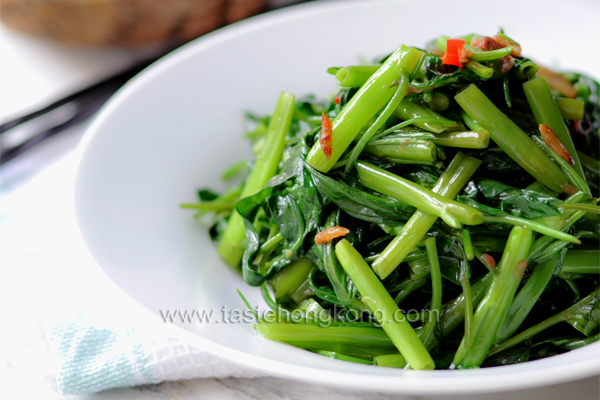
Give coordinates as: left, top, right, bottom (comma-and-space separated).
320, 111, 333, 160
334, 94, 341, 104
442, 38, 466, 68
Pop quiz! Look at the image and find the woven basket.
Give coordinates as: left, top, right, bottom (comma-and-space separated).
0, 0, 266, 46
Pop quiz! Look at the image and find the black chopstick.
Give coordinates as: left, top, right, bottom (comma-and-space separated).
0, 57, 159, 165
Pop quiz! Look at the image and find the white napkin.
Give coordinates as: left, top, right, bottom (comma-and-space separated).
1, 150, 265, 395
45, 310, 264, 395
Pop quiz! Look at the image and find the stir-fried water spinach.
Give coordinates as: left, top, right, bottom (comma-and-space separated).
182, 32, 600, 370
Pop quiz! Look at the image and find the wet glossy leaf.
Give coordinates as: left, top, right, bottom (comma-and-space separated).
307, 164, 414, 224
565, 291, 600, 336
482, 347, 530, 367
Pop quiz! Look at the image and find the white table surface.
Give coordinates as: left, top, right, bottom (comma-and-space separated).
1, 5, 599, 399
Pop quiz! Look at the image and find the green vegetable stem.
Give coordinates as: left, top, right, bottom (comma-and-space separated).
559, 249, 600, 279
495, 253, 560, 343
356, 161, 484, 228
217, 91, 295, 267
524, 75, 587, 187
368, 152, 481, 279
466, 60, 493, 79
555, 97, 585, 120
364, 139, 437, 163
345, 71, 410, 173
512, 59, 539, 79
373, 354, 407, 368
488, 287, 600, 357
306, 45, 423, 172
456, 84, 570, 194
335, 239, 435, 370
394, 99, 458, 133
452, 226, 533, 369
470, 47, 513, 61
419, 237, 443, 349
335, 65, 382, 88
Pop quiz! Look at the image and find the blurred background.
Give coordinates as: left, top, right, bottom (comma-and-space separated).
0, 0, 307, 185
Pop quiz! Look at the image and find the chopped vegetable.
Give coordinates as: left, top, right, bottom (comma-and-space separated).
335, 239, 435, 370
306, 45, 423, 172
184, 32, 600, 370
216, 91, 295, 267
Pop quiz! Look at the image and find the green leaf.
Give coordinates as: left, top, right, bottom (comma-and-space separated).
457, 196, 507, 217
307, 265, 365, 311
286, 164, 323, 234
404, 166, 442, 190
477, 178, 514, 199
528, 344, 560, 361
307, 164, 414, 224
198, 189, 219, 201
477, 179, 562, 219
306, 267, 338, 302
466, 148, 522, 174
482, 347, 530, 367
237, 186, 310, 287
534, 334, 600, 350
237, 187, 276, 286
264, 193, 306, 262
312, 209, 359, 307
266, 140, 310, 187
411, 53, 498, 92
566, 291, 600, 336
437, 235, 471, 286
499, 189, 561, 219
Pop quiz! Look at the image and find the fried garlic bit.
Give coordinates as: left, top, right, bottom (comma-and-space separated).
470, 36, 514, 74
539, 124, 575, 166
482, 253, 496, 270
493, 35, 522, 57
314, 226, 350, 245
537, 66, 577, 98
320, 111, 333, 160
515, 260, 528, 279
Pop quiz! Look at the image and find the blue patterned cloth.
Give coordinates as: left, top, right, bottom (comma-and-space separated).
45, 311, 263, 394
46, 312, 156, 394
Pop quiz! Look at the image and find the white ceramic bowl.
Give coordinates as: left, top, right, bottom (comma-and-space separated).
75, 0, 600, 394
